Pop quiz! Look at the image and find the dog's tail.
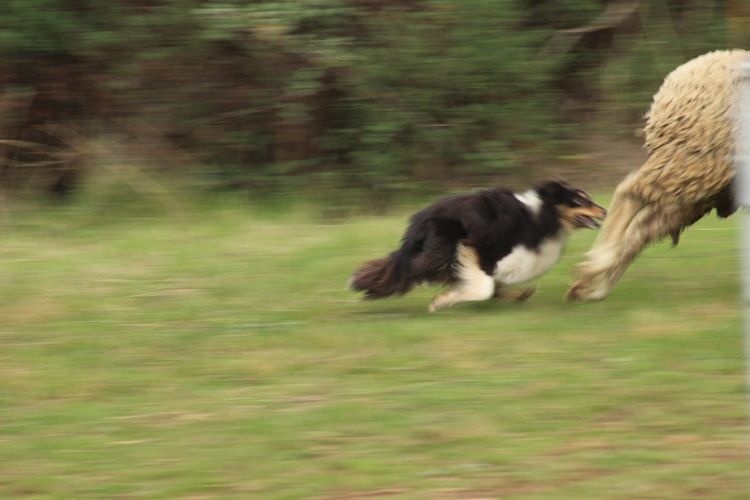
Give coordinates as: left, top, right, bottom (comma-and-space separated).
351, 209, 463, 299
350, 213, 447, 299
349, 247, 417, 299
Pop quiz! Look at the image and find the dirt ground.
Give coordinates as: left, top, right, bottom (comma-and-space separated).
538, 133, 648, 191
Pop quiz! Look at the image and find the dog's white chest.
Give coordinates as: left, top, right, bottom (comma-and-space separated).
493, 235, 568, 285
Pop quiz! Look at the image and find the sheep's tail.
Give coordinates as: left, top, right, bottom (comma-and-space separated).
350, 245, 420, 299
567, 174, 691, 301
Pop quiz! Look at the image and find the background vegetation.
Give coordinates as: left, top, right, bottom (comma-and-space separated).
0, 0, 743, 200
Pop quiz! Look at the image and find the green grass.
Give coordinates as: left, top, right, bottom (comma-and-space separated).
0, 200, 747, 498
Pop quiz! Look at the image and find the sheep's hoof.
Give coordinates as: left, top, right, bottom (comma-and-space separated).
565, 281, 585, 302
566, 280, 608, 302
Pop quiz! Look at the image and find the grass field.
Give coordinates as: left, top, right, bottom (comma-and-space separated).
0, 199, 748, 498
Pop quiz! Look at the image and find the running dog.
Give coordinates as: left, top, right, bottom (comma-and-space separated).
350, 180, 606, 312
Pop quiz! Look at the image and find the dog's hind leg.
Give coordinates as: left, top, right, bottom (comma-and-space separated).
428, 244, 494, 313
494, 286, 535, 302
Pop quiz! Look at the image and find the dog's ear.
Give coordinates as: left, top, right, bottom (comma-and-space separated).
535, 179, 569, 203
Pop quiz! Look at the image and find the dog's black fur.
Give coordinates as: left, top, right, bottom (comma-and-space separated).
350, 180, 603, 299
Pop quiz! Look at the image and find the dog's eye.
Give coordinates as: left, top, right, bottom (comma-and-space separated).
571, 197, 588, 207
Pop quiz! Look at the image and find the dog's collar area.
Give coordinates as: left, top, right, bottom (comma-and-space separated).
514, 190, 543, 215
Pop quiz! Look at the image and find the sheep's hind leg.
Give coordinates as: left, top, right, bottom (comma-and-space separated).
568, 203, 694, 301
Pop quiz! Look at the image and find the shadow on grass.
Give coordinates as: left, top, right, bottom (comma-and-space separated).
349, 296, 529, 317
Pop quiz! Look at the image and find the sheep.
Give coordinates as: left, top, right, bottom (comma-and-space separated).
567, 49, 749, 301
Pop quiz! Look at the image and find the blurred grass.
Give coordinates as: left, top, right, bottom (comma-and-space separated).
0, 199, 747, 498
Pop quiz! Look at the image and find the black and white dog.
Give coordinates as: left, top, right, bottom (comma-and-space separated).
350, 180, 606, 312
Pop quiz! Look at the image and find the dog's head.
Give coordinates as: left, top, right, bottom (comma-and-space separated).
536, 180, 607, 230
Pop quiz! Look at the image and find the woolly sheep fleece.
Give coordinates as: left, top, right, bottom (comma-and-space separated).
567, 49, 749, 301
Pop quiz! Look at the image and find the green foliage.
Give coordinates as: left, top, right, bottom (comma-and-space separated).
0, 1, 735, 196
342, 1, 562, 182
599, 0, 729, 123
0, 0, 126, 56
